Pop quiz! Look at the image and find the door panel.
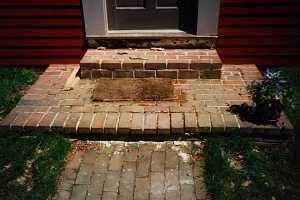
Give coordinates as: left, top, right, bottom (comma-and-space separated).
107, 0, 179, 30
156, 0, 177, 7
116, 0, 145, 8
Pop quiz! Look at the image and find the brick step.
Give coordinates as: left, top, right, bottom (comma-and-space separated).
80, 49, 222, 79
0, 111, 293, 141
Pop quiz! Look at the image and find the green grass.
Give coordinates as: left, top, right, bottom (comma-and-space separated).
204, 137, 300, 200
0, 67, 38, 117
0, 131, 71, 200
281, 67, 300, 163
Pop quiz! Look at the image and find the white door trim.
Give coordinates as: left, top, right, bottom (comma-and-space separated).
82, 0, 220, 37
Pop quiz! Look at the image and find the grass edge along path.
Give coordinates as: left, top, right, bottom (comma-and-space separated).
0, 131, 71, 200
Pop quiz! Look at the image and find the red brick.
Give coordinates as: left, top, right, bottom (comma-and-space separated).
131, 113, 144, 134
200, 70, 221, 79
184, 112, 198, 133
104, 113, 119, 134
39, 112, 57, 130
197, 113, 211, 133
135, 70, 156, 78
51, 112, 69, 130
0, 112, 17, 128
167, 60, 189, 69
80, 57, 99, 69
210, 114, 225, 133
178, 55, 199, 60
118, 113, 132, 134
91, 113, 106, 134
144, 113, 157, 134
122, 61, 143, 70
65, 113, 81, 133
25, 113, 44, 129
190, 60, 211, 70
145, 51, 166, 56
113, 70, 134, 78
11, 113, 32, 129
78, 113, 94, 134
101, 60, 122, 70
186, 51, 208, 56
157, 55, 177, 60
157, 113, 170, 134
91, 69, 113, 79
178, 70, 199, 79
171, 113, 184, 134
156, 70, 178, 79
223, 114, 239, 133
145, 60, 166, 70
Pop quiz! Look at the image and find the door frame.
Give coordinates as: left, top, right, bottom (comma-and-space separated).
82, 0, 220, 37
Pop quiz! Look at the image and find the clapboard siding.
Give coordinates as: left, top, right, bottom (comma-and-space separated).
0, 0, 85, 64
217, 0, 300, 65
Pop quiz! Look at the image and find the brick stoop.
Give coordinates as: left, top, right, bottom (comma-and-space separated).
0, 64, 294, 142
80, 49, 222, 79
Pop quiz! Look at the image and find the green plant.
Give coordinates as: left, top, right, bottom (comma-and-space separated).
248, 69, 294, 122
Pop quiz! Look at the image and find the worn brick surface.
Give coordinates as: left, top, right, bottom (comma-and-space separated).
52, 113, 69, 131
178, 70, 199, 79
55, 141, 209, 200
91, 113, 106, 134
157, 113, 171, 134
64, 113, 81, 133
144, 113, 157, 134
185, 112, 198, 133
156, 70, 178, 79
25, 113, 44, 129
78, 113, 93, 134
131, 113, 144, 134
104, 113, 119, 134
171, 113, 184, 134
197, 114, 211, 133
118, 113, 132, 134
210, 114, 225, 133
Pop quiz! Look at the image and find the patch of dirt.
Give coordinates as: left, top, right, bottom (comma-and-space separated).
92, 78, 175, 101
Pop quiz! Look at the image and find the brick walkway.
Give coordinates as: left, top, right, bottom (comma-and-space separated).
53, 141, 209, 200
0, 64, 293, 139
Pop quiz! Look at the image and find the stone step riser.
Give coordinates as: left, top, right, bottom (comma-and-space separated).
88, 37, 216, 49
80, 49, 222, 79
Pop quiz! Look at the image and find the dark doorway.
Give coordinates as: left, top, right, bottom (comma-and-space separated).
107, 0, 198, 33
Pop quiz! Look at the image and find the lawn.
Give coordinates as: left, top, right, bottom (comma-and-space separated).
0, 132, 71, 200
0, 67, 72, 200
204, 67, 300, 200
0, 67, 38, 118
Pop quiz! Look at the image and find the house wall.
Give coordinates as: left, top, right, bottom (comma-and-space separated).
217, 0, 300, 65
0, 0, 85, 64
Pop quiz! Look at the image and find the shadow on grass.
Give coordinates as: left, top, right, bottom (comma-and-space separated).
204, 137, 300, 200
0, 130, 71, 200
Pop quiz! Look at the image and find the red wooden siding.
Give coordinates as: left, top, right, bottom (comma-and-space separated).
217, 0, 300, 65
0, 0, 85, 64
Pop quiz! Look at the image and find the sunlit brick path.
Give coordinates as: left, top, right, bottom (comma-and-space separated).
0, 63, 293, 138
53, 141, 209, 200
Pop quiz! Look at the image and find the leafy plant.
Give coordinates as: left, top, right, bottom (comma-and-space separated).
248, 69, 294, 122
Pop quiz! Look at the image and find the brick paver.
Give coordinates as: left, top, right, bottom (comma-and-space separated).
0, 63, 294, 139
53, 141, 210, 200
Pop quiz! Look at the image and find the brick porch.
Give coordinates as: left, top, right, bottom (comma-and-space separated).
0, 63, 294, 140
